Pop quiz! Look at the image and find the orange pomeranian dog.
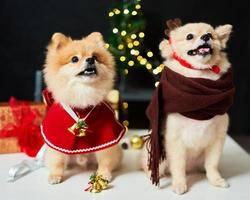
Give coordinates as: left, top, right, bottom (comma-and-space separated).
41, 32, 125, 184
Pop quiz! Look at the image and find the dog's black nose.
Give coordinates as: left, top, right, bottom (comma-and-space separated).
201, 33, 211, 42
86, 57, 95, 65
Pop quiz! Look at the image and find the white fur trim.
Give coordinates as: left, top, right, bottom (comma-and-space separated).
40, 125, 125, 154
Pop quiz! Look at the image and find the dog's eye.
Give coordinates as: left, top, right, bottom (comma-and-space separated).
186, 34, 193, 40
71, 56, 79, 63
207, 33, 213, 39
92, 53, 99, 62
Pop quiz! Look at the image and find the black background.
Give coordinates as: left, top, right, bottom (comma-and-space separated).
0, 0, 249, 136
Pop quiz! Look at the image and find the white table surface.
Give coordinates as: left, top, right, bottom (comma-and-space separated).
0, 130, 250, 200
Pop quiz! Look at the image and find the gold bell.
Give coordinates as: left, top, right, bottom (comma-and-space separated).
87, 173, 109, 193
90, 182, 102, 193
68, 120, 88, 137
130, 135, 144, 149
97, 178, 108, 189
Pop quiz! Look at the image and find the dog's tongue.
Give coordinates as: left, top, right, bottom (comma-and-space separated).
198, 48, 210, 54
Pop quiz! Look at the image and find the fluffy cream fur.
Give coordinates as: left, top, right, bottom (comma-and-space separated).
141, 23, 232, 194
43, 32, 122, 184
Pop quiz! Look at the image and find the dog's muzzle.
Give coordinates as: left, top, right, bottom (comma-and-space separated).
187, 43, 213, 57
77, 56, 98, 77
77, 65, 97, 77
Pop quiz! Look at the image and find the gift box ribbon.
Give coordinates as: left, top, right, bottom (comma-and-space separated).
0, 97, 44, 157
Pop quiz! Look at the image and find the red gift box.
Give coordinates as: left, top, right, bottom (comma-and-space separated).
0, 97, 46, 156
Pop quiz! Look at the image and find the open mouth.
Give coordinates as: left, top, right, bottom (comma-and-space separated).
187, 44, 213, 56
77, 67, 97, 77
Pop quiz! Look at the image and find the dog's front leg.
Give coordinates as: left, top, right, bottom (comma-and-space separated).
205, 114, 229, 188
167, 133, 187, 194
95, 144, 123, 182
204, 135, 229, 188
45, 146, 66, 184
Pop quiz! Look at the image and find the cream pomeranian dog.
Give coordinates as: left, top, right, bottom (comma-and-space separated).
42, 32, 124, 184
141, 21, 234, 194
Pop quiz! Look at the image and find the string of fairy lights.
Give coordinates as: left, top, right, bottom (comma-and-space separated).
105, 0, 164, 128
105, 0, 163, 86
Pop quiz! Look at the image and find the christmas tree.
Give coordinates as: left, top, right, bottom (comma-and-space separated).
105, 0, 164, 128
105, 0, 163, 85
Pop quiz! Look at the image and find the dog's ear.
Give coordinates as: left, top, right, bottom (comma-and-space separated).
215, 24, 232, 48
165, 18, 182, 38
159, 39, 172, 58
166, 18, 182, 29
86, 32, 105, 47
50, 33, 72, 49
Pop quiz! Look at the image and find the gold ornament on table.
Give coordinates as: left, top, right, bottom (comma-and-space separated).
84, 173, 109, 193
130, 135, 144, 149
68, 120, 88, 137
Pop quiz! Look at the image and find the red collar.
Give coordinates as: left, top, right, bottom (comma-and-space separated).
168, 37, 220, 74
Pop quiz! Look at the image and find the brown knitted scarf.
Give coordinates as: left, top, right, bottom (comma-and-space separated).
146, 66, 235, 186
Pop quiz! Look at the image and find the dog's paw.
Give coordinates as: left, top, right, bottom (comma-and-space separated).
209, 178, 230, 188
97, 170, 112, 182
171, 181, 188, 195
48, 174, 63, 184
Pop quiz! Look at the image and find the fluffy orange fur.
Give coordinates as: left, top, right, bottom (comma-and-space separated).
46, 33, 114, 70
43, 32, 122, 184
44, 32, 115, 108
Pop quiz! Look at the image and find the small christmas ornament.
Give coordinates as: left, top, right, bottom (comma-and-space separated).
84, 173, 109, 193
130, 135, 144, 149
68, 120, 88, 137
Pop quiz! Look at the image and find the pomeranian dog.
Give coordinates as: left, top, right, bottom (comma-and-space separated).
42, 32, 125, 184
142, 20, 235, 194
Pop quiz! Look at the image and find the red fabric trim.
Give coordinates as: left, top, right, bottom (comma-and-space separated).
41, 102, 126, 154
41, 126, 125, 154
42, 89, 54, 109
168, 37, 172, 44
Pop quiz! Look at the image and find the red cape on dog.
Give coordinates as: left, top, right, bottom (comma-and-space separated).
41, 91, 125, 154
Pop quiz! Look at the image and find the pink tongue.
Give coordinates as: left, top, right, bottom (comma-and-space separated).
198, 48, 210, 53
